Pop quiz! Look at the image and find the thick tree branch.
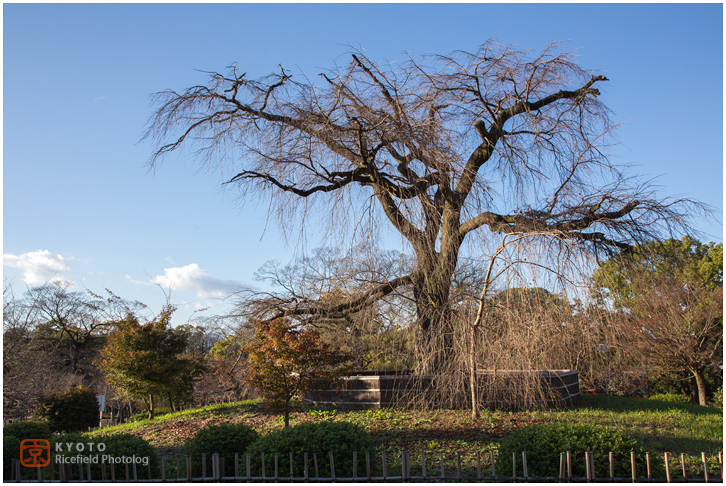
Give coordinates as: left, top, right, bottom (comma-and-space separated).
496, 75, 607, 128
459, 200, 639, 245
271, 274, 413, 321
225, 167, 368, 197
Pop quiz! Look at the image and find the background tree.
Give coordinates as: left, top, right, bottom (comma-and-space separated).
245, 317, 352, 427
591, 236, 723, 406
100, 306, 205, 419
21, 282, 128, 374
2, 282, 136, 421
3, 283, 82, 421
238, 243, 415, 370
146, 40, 700, 374
193, 318, 257, 405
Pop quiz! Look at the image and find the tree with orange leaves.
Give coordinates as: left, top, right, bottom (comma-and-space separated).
245, 318, 351, 427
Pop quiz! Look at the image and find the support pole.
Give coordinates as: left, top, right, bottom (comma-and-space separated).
702, 452, 710, 483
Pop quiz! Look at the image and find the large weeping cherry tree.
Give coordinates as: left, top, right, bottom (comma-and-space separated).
145, 41, 701, 411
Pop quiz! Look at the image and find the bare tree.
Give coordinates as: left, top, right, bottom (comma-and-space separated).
592, 237, 723, 406
25, 282, 138, 374
145, 40, 701, 374
3, 282, 84, 421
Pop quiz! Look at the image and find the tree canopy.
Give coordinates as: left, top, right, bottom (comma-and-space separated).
244, 317, 351, 427
146, 40, 701, 373
100, 306, 205, 418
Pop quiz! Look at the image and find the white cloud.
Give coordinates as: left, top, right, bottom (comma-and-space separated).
3, 250, 71, 285
152, 263, 244, 299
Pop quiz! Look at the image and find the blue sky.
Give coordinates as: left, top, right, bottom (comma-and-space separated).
3, 3, 723, 324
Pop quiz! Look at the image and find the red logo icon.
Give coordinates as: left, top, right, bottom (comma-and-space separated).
20, 439, 50, 467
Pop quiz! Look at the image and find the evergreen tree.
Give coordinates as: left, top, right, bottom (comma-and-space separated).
100, 307, 205, 419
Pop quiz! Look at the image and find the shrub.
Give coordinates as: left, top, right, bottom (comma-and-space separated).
649, 393, 691, 404
34, 386, 99, 432
184, 423, 259, 477
245, 318, 351, 427
709, 387, 722, 409
3, 420, 52, 480
3, 420, 52, 441
496, 423, 657, 479
49, 432, 157, 480
3, 435, 22, 480
247, 421, 373, 478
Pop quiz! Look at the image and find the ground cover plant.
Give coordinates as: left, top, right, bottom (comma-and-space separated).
20, 393, 720, 481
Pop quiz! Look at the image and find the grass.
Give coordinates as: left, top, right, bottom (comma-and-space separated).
560, 395, 723, 453
81, 394, 721, 479
87, 400, 259, 434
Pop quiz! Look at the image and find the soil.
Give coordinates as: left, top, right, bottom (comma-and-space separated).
124, 404, 547, 458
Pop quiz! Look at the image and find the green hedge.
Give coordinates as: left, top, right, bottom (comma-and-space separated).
184, 423, 259, 477
496, 423, 658, 479
3, 421, 52, 479
247, 421, 373, 478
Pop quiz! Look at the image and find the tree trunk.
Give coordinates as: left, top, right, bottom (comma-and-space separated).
148, 394, 155, 420
691, 367, 709, 407
68, 346, 80, 374
284, 400, 290, 428
412, 258, 457, 375
413, 295, 454, 375
469, 323, 479, 419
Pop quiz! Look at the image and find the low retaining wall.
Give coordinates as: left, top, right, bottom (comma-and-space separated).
303, 370, 579, 410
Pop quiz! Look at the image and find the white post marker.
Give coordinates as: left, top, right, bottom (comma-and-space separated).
96, 395, 106, 428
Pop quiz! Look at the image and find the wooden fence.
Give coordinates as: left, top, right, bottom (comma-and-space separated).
304, 370, 581, 410
9, 450, 723, 482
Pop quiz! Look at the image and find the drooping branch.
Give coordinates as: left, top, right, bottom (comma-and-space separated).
269, 273, 414, 322
494, 75, 608, 129
225, 167, 369, 197
459, 199, 640, 251
145, 40, 703, 343
454, 75, 609, 201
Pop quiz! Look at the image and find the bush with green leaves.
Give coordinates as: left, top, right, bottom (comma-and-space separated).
3, 420, 52, 441
3, 435, 22, 480
649, 393, 691, 404
710, 387, 723, 409
496, 423, 657, 479
49, 432, 157, 480
3, 420, 52, 479
34, 386, 100, 432
184, 423, 259, 477
247, 421, 373, 478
